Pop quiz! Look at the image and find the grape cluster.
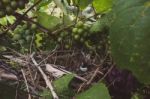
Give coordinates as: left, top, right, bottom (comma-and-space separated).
0, 0, 29, 18
55, 20, 107, 51
57, 31, 71, 49
55, 21, 91, 49
71, 21, 107, 51
12, 22, 37, 46
72, 21, 90, 43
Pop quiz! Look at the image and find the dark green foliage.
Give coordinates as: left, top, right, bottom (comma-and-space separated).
0, 81, 27, 99
76, 83, 111, 99
109, 0, 150, 84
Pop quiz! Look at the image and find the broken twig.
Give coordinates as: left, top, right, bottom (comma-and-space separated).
30, 53, 59, 99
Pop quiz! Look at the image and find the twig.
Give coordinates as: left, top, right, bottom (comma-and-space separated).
29, 33, 35, 54
38, 46, 58, 65
99, 64, 115, 82
30, 52, 59, 99
1, 73, 18, 81
50, 64, 87, 82
86, 53, 108, 85
13, 13, 51, 34
14, 12, 75, 36
86, 67, 100, 85
77, 82, 86, 93
21, 69, 32, 99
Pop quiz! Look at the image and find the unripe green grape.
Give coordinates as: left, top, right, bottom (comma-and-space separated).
83, 24, 90, 30
0, 0, 28, 16
13, 34, 21, 40
84, 40, 93, 49
108, 40, 111, 44
19, 28, 25, 34
0, 11, 5, 18
18, 0, 25, 9
74, 34, 79, 40
0, 2, 3, 8
6, 6, 13, 15
65, 44, 70, 49
26, 35, 32, 41
83, 32, 88, 37
23, 24, 28, 30
57, 37, 62, 42
31, 24, 37, 30
72, 28, 78, 33
2, 0, 10, 4
107, 35, 110, 39
80, 38, 84, 42
11, 1, 17, 9
18, 39, 25, 44
63, 32, 68, 36
97, 45, 102, 49
60, 32, 65, 37
14, 29, 20, 34
76, 21, 84, 28
24, 30, 30, 35
77, 28, 83, 34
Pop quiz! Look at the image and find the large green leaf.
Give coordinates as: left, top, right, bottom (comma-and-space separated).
40, 89, 52, 99
6, 16, 16, 24
53, 74, 75, 98
93, 0, 112, 13
75, 83, 111, 99
75, 0, 93, 9
36, 0, 52, 8
90, 15, 110, 33
109, 0, 150, 84
111, 0, 147, 14
0, 81, 27, 99
53, 0, 68, 14
41, 74, 74, 99
62, 15, 72, 26
37, 12, 61, 30
0, 17, 7, 25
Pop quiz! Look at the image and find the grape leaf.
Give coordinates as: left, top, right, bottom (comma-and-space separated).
0, 17, 7, 25
109, 1, 150, 84
37, 12, 61, 30
53, 74, 75, 98
41, 74, 75, 99
75, 0, 93, 9
76, 83, 111, 99
35, 33, 43, 48
6, 16, 16, 24
93, 0, 112, 13
90, 16, 109, 33
37, 0, 52, 8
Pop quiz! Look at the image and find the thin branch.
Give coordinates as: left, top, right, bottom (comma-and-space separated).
21, 69, 32, 99
47, 64, 88, 82
13, 13, 50, 34
30, 52, 59, 99
99, 64, 115, 83
14, 12, 75, 36
86, 67, 100, 85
